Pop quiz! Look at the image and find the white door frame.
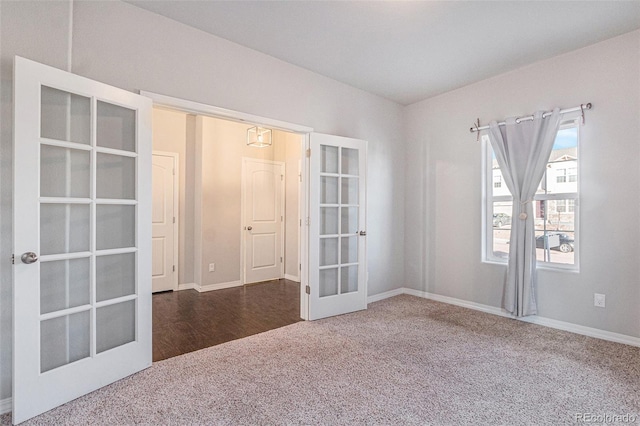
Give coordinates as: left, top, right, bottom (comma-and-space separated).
152, 151, 179, 291
240, 158, 285, 285
140, 91, 312, 320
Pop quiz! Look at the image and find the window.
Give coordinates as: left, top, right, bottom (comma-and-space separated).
483, 122, 579, 268
557, 169, 567, 183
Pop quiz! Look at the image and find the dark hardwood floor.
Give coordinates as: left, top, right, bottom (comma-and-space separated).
152, 278, 302, 362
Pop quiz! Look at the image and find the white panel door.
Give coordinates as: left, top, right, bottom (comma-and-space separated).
308, 133, 367, 320
242, 159, 284, 284
152, 154, 176, 292
12, 56, 152, 424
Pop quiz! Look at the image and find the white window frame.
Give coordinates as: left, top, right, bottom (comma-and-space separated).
482, 119, 580, 271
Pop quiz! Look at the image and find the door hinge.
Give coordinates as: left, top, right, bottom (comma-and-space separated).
173, 168, 175, 176
299, 173, 302, 182
11, 254, 14, 265
305, 285, 310, 295
299, 263, 301, 271
299, 219, 302, 227
306, 148, 311, 158
172, 265, 175, 272
173, 217, 176, 224
280, 256, 283, 263
281, 174, 284, 181
281, 215, 283, 222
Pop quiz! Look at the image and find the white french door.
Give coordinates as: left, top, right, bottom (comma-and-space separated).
308, 133, 367, 320
242, 158, 285, 284
12, 57, 152, 423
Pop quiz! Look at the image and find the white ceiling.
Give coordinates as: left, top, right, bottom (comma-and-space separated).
127, 1, 640, 105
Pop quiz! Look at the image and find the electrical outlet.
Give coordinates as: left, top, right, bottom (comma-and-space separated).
594, 293, 606, 308
209, 263, 215, 272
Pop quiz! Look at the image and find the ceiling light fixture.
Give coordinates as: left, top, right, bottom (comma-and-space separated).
247, 126, 272, 148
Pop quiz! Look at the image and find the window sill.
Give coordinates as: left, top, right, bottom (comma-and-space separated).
482, 259, 579, 273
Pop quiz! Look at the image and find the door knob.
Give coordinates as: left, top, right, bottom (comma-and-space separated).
359, 230, 367, 236
21, 252, 38, 264
247, 226, 253, 231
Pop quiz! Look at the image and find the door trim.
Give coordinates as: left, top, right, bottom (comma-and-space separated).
152, 151, 179, 291
140, 91, 312, 320
240, 158, 285, 285
141, 92, 314, 134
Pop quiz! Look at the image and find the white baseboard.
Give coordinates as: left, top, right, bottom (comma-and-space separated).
195, 280, 242, 293
400, 287, 640, 348
367, 288, 404, 304
517, 315, 640, 347
284, 274, 300, 283
0, 397, 11, 415
177, 282, 196, 291
403, 288, 510, 318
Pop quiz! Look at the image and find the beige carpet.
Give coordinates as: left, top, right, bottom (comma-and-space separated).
2, 295, 639, 425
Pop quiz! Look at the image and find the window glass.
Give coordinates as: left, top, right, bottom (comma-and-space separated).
540, 127, 578, 196
534, 199, 575, 265
492, 201, 512, 259
484, 123, 578, 268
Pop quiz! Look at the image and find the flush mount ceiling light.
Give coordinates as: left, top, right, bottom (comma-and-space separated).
247, 126, 272, 148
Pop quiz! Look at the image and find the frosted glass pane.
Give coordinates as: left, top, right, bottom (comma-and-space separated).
40, 204, 90, 255
97, 101, 136, 152
320, 237, 338, 267
320, 145, 338, 174
40, 258, 90, 314
97, 205, 135, 250
40, 145, 90, 198
97, 153, 136, 199
341, 236, 358, 264
41, 311, 90, 373
319, 268, 338, 297
320, 207, 338, 235
97, 253, 135, 302
341, 265, 358, 294
320, 176, 338, 204
341, 148, 359, 175
341, 207, 358, 235
341, 177, 358, 205
97, 300, 135, 353
40, 86, 90, 144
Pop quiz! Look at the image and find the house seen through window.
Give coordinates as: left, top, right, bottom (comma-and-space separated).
484, 122, 579, 268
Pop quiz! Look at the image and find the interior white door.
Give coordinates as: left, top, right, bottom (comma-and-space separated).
308, 133, 367, 320
152, 154, 176, 292
242, 158, 285, 284
12, 56, 152, 424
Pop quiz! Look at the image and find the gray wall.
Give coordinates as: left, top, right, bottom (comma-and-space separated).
404, 30, 640, 338
0, 0, 405, 401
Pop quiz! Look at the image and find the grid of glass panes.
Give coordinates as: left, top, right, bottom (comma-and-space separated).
319, 145, 359, 297
39, 86, 138, 373
484, 123, 578, 267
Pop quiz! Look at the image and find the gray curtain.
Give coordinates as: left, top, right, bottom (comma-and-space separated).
488, 109, 561, 317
